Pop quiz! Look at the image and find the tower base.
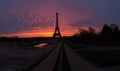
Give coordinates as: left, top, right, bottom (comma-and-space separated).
53, 28, 61, 38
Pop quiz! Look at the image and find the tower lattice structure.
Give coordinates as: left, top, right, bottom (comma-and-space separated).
53, 12, 61, 38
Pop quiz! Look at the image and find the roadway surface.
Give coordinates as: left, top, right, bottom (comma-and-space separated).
0, 40, 120, 71
22, 39, 120, 71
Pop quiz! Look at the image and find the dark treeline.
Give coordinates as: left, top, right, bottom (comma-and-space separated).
0, 37, 52, 46
70, 24, 120, 46
0, 37, 51, 42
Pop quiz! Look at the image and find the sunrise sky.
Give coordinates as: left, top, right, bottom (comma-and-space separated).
0, 0, 120, 37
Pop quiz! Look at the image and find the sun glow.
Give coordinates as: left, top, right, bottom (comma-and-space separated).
0, 31, 54, 38
40, 32, 53, 37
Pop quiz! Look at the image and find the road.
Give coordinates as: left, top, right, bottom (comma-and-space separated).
25, 40, 120, 71
24, 40, 95, 71
1, 39, 120, 71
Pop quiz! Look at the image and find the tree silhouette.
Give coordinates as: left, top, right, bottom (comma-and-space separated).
101, 24, 120, 42
71, 23, 120, 46
101, 24, 113, 41
88, 27, 95, 34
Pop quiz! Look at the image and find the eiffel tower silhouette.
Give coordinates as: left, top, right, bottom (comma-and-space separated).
53, 12, 61, 38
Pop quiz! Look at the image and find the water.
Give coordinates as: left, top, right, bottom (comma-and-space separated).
34, 43, 48, 47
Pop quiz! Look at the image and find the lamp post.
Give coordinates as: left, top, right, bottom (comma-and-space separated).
25, 47, 27, 65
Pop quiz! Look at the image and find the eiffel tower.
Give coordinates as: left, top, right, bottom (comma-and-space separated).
53, 12, 61, 38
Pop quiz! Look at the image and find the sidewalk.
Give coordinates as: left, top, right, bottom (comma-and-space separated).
64, 44, 120, 71
31, 42, 62, 71
64, 44, 99, 71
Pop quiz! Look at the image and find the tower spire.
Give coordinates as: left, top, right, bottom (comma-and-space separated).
56, 12, 58, 27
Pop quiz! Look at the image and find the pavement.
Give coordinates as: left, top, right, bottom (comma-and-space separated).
31, 42, 62, 71
30, 41, 99, 71
64, 44, 120, 71
64, 44, 99, 71
24, 40, 120, 71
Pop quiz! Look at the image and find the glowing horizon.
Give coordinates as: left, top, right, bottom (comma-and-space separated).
0, 25, 100, 37
0, 31, 75, 37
